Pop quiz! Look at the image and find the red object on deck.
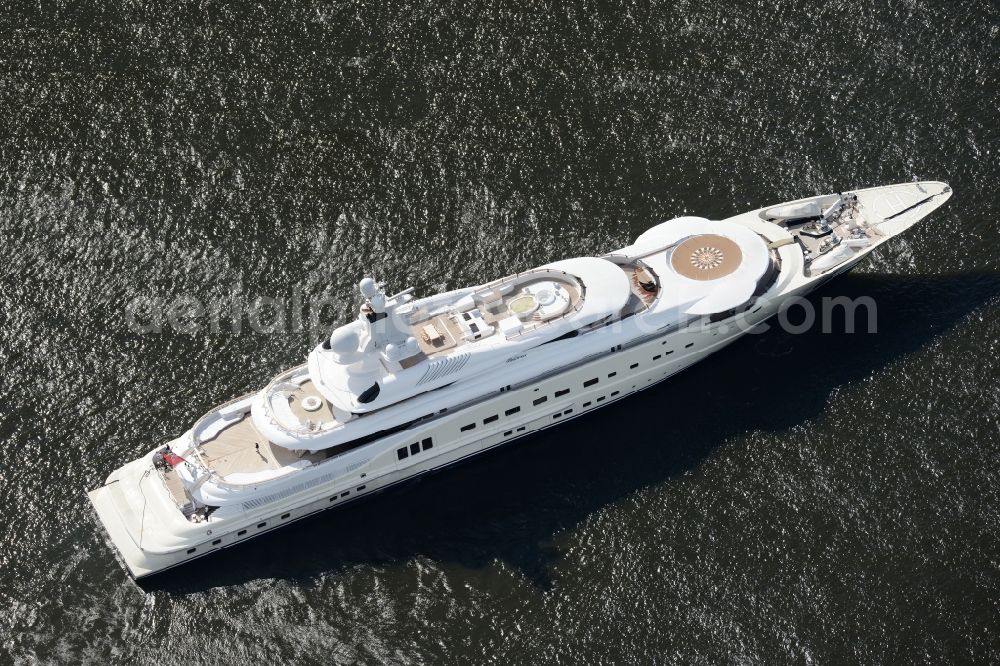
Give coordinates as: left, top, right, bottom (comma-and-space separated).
163, 452, 185, 467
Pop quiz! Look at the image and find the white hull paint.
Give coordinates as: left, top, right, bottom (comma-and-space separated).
88, 181, 953, 580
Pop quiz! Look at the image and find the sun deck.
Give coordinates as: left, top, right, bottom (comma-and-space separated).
258, 371, 341, 438
198, 414, 325, 479
409, 275, 584, 357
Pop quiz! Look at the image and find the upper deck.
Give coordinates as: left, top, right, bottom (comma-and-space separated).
407, 271, 585, 358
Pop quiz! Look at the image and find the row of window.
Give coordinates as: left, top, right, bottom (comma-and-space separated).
398, 437, 433, 460
187, 479, 371, 555
453, 340, 699, 436
582, 390, 620, 409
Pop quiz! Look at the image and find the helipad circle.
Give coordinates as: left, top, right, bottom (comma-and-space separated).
671, 234, 743, 281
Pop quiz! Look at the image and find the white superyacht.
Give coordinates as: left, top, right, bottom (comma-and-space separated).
89, 181, 952, 579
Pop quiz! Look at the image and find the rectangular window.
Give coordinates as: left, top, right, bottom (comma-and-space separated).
357, 485, 366, 491
597, 396, 605, 402
341, 491, 349, 498
517, 426, 526, 432
257, 522, 266, 529
555, 389, 570, 397
212, 539, 221, 546
397, 448, 409, 460
238, 530, 247, 536
503, 430, 513, 436
583, 401, 591, 407
565, 409, 573, 415
553, 412, 562, 419
281, 513, 290, 519
410, 442, 420, 455
533, 396, 547, 406
685, 342, 694, 348
630, 363, 639, 369
611, 391, 619, 397
653, 355, 661, 360
484, 414, 498, 424
608, 372, 617, 378
505, 406, 520, 416
422, 438, 433, 450
584, 378, 598, 387
187, 548, 197, 554
461, 423, 476, 432
665, 350, 674, 355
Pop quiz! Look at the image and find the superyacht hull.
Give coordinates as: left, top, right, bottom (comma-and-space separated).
88, 181, 952, 580
89, 312, 765, 579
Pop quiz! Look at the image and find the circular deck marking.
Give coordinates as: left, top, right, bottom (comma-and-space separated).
671, 234, 743, 280
301, 395, 323, 412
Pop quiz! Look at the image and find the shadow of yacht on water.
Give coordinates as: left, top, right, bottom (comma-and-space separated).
139, 271, 1000, 593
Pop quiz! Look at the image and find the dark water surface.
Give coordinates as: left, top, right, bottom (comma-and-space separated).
2, 0, 999, 662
